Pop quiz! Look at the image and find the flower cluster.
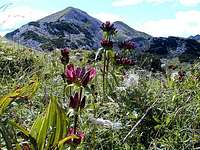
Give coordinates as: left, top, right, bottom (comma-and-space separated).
65, 128, 85, 145
69, 92, 86, 109
118, 41, 135, 50
115, 54, 135, 65
116, 58, 136, 66
100, 21, 117, 35
60, 48, 70, 65
100, 21, 116, 50
101, 39, 113, 49
65, 64, 96, 87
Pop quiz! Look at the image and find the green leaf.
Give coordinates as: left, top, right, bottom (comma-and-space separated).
153, 116, 160, 123
9, 121, 37, 149
30, 96, 68, 150
165, 115, 171, 126
0, 75, 39, 115
9, 121, 30, 137
57, 135, 78, 148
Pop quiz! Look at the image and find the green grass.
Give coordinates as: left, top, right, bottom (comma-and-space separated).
0, 38, 200, 150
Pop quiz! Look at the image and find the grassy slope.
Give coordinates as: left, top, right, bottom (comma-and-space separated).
0, 38, 200, 149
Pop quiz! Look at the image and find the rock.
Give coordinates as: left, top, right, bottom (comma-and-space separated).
189, 34, 200, 42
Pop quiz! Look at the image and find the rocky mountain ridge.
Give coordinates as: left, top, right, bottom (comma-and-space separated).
5, 7, 151, 51
4, 7, 200, 62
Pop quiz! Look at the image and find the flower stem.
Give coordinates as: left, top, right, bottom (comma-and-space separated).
102, 49, 106, 102
73, 87, 83, 134
63, 65, 67, 107
106, 52, 110, 93
92, 94, 97, 149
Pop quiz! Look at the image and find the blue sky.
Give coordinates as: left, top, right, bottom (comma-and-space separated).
0, 0, 200, 37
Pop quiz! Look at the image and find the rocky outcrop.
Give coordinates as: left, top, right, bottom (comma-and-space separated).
189, 34, 200, 42
146, 36, 200, 62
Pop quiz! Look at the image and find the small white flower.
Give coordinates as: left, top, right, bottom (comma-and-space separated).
89, 118, 113, 127
171, 71, 179, 81
89, 117, 122, 129
123, 73, 139, 88
112, 122, 122, 130
116, 86, 126, 91
132, 110, 139, 118
161, 63, 166, 69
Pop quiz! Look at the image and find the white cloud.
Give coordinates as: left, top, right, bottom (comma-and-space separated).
137, 10, 200, 37
0, 6, 49, 36
112, 0, 200, 7
179, 0, 200, 6
112, 0, 172, 7
92, 12, 124, 22
112, 0, 142, 7
147, 0, 172, 4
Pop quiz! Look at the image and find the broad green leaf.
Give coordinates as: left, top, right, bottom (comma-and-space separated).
9, 121, 37, 149
30, 96, 68, 150
0, 75, 39, 115
9, 121, 30, 137
57, 135, 78, 148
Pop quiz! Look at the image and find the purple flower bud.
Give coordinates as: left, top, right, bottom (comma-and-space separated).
61, 48, 69, 57
60, 48, 70, 65
100, 21, 117, 35
118, 41, 135, 50
65, 64, 76, 83
69, 92, 79, 109
101, 39, 113, 49
65, 128, 85, 145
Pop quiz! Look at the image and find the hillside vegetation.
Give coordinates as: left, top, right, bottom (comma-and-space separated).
0, 22, 200, 150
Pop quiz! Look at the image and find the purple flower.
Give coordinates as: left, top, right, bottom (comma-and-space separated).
60, 48, 70, 65
100, 21, 117, 35
65, 128, 85, 145
61, 48, 69, 57
65, 64, 96, 86
116, 58, 136, 66
65, 64, 76, 83
101, 39, 113, 49
118, 41, 135, 50
69, 92, 79, 109
69, 93, 86, 109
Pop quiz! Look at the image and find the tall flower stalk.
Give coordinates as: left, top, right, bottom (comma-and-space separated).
100, 21, 117, 101
60, 48, 70, 101
64, 64, 96, 149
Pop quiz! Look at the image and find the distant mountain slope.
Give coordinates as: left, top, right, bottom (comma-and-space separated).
144, 36, 200, 62
189, 34, 200, 42
113, 21, 151, 41
5, 7, 151, 51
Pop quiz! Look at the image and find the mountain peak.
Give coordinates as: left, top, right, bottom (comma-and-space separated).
113, 21, 151, 40
63, 7, 86, 13
5, 7, 151, 51
39, 6, 91, 23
